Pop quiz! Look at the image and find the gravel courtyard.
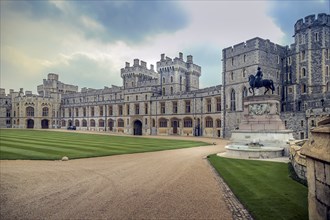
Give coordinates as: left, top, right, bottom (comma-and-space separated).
0, 134, 233, 219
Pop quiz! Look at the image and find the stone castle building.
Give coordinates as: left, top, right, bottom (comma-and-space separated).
1, 13, 329, 139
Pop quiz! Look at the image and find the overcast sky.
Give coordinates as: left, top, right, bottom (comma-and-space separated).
1, 0, 329, 93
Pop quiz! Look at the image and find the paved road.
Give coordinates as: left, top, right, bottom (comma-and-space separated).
0, 136, 233, 219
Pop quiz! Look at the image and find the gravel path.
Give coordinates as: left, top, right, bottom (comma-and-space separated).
0, 134, 236, 219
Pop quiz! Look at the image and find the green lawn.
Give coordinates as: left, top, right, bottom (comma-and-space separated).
208, 155, 308, 220
0, 129, 209, 160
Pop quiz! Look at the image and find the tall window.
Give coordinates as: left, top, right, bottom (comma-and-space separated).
91, 107, 94, 117
173, 101, 178, 114
145, 103, 148, 114
108, 105, 113, 115
69, 108, 72, 117
207, 99, 211, 112
230, 89, 236, 111
161, 102, 165, 114
216, 97, 221, 112
301, 84, 307, 93
205, 117, 213, 128
75, 108, 78, 117
42, 107, 49, 117
82, 119, 87, 127
75, 119, 80, 127
243, 87, 248, 98
170, 87, 173, 95
216, 119, 221, 128
185, 100, 191, 113
135, 104, 139, 115
26, 107, 34, 117
171, 76, 173, 83
231, 72, 234, 80
302, 68, 306, 77
83, 107, 86, 117
119, 105, 123, 116
99, 106, 103, 116
301, 51, 305, 60
126, 104, 130, 115
162, 87, 165, 95
162, 77, 165, 83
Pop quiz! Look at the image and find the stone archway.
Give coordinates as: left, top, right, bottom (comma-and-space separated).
27, 119, 34, 129
41, 119, 49, 129
133, 120, 142, 135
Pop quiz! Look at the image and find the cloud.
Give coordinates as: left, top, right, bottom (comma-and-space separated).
267, 0, 329, 44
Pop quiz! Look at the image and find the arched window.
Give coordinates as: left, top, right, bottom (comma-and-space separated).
231, 72, 234, 80
62, 120, 66, 127
302, 68, 306, 77
108, 119, 114, 131
162, 87, 165, 95
171, 76, 173, 83
75, 119, 80, 127
159, 118, 167, 127
82, 119, 87, 127
117, 119, 124, 127
242, 68, 246, 77
326, 82, 329, 92
183, 117, 192, 127
162, 77, 165, 83
170, 87, 173, 95
230, 89, 236, 111
152, 119, 156, 127
242, 87, 248, 98
216, 119, 221, 128
205, 117, 213, 128
99, 119, 104, 127
243, 55, 246, 62
42, 107, 49, 116
90, 119, 95, 127
26, 107, 34, 117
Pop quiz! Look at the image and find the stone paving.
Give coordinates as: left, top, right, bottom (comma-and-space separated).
207, 159, 254, 220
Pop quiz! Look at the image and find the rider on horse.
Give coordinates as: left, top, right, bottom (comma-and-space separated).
254, 67, 263, 88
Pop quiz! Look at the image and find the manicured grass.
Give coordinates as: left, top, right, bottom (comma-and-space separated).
208, 155, 308, 220
0, 129, 209, 160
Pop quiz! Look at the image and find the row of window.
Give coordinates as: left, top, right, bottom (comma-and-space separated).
63, 117, 222, 128
63, 99, 222, 117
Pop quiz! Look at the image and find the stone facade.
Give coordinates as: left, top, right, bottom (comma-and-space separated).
223, 13, 330, 139
1, 53, 222, 138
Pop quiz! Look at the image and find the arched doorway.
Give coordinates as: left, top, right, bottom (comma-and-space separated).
27, 119, 34, 129
41, 119, 49, 129
133, 120, 142, 135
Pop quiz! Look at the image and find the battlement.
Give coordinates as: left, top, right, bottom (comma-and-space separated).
121, 59, 158, 80
157, 52, 201, 74
223, 37, 285, 57
294, 13, 330, 33
47, 73, 59, 81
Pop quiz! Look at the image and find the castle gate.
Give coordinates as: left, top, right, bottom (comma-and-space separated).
27, 119, 34, 129
41, 119, 49, 129
133, 120, 142, 135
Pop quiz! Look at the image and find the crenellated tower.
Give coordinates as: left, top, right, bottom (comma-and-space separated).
156, 52, 201, 95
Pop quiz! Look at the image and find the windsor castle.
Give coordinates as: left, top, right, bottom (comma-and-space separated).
1, 13, 329, 140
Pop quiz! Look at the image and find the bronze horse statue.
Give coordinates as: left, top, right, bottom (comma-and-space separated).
248, 75, 275, 95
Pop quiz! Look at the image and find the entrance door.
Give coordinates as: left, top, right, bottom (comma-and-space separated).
41, 119, 49, 129
173, 121, 178, 134
27, 119, 34, 128
134, 120, 142, 135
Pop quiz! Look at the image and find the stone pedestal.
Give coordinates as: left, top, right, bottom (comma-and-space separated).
230, 95, 293, 156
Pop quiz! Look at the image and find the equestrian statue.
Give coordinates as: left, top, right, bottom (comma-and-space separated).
248, 67, 275, 95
